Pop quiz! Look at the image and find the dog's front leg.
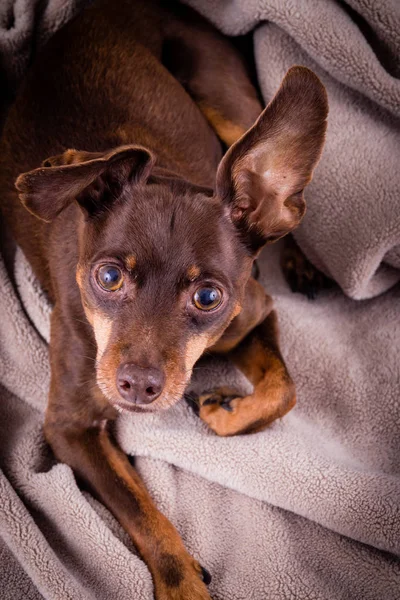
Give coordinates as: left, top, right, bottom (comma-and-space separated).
45, 311, 211, 600
199, 280, 295, 436
45, 422, 211, 599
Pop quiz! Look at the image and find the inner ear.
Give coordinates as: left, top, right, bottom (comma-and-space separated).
216, 65, 328, 252
16, 145, 155, 222
74, 149, 152, 217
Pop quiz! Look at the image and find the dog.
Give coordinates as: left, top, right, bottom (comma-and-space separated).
0, 0, 328, 597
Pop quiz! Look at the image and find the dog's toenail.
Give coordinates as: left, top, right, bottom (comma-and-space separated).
202, 397, 218, 406
200, 566, 212, 585
221, 397, 234, 411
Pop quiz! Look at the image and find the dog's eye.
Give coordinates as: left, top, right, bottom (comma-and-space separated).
96, 265, 124, 291
193, 287, 222, 311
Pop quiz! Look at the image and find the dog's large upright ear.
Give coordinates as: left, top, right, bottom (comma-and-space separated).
15, 145, 155, 222
216, 66, 328, 253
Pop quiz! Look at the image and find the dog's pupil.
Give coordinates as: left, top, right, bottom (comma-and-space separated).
103, 268, 119, 284
97, 265, 122, 290
198, 288, 218, 307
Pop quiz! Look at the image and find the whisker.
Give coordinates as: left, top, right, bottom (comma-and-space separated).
183, 392, 200, 405
76, 354, 97, 363
70, 316, 90, 327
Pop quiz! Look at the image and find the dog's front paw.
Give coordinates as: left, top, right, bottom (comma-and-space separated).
155, 556, 212, 600
198, 390, 257, 436
198, 380, 296, 436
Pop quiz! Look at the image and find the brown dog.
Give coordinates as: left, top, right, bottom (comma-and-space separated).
0, 0, 328, 597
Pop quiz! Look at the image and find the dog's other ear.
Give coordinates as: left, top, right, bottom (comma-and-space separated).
15, 145, 155, 222
216, 66, 328, 253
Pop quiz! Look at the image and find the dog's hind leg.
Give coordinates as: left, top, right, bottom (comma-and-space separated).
163, 6, 262, 146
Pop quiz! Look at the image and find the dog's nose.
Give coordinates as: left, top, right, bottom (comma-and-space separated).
116, 363, 165, 405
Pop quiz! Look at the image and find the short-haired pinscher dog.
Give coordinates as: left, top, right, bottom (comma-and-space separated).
0, 0, 328, 597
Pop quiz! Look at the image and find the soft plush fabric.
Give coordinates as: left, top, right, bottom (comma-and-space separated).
1, 0, 400, 599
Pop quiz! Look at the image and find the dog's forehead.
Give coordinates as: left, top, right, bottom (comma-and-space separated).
89, 184, 237, 273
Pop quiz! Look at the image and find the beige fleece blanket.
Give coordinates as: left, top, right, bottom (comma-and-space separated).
1, 0, 400, 599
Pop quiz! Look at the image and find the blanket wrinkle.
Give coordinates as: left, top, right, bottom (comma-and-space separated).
1, 0, 400, 599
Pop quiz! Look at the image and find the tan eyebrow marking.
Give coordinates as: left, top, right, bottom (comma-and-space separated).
187, 265, 200, 281
125, 255, 137, 271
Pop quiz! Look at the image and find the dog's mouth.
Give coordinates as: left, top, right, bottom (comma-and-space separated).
113, 401, 155, 414
111, 390, 187, 414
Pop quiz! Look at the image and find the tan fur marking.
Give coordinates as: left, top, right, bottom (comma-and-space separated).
76, 266, 84, 288
232, 302, 242, 319
92, 312, 112, 358
187, 265, 200, 281
82, 305, 94, 327
76, 267, 96, 329
185, 334, 210, 373
201, 105, 246, 147
125, 254, 137, 271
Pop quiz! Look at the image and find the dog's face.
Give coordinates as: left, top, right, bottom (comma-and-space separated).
16, 66, 328, 412
75, 177, 252, 412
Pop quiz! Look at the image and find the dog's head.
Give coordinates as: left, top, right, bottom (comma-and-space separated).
16, 66, 328, 413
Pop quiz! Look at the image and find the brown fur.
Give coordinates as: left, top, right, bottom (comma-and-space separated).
0, 0, 328, 597
281, 234, 333, 299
